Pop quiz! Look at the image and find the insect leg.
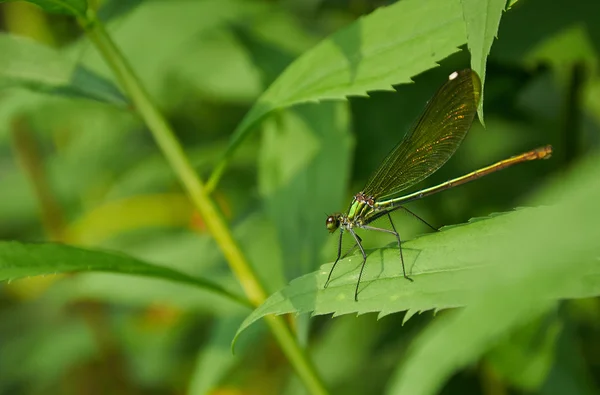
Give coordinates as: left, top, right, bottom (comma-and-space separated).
348, 228, 368, 301
360, 213, 413, 282
325, 228, 344, 288
399, 206, 438, 231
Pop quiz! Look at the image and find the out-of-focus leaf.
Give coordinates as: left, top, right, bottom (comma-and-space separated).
259, 102, 353, 280
249, 9, 318, 58
493, 0, 600, 65
0, 317, 96, 387
71, 0, 266, 105
96, 0, 143, 21
485, 313, 562, 391
104, 140, 258, 200
170, 29, 262, 103
0, 0, 87, 16
540, 317, 599, 395
386, 296, 554, 395
208, 0, 469, 189
231, 25, 296, 89
64, 194, 193, 245
383, 151, 600, 395
524, 25, 598, 71
0, 241, 250, 307
0, 34, 126, 104
286, 313, 419, 395
313, 317, 381, 383
234, 150, 600, 344
523, 21, 600, 123
104, 231, 221, 276
118, 311, 189, 388
56, 272, 242, 315
234, 212, 287, 295
187, 315, 264, 395
586, 77, 600, 126
461, 0, 506, 122
187, 317, 242, 395
0, 98, 140, 228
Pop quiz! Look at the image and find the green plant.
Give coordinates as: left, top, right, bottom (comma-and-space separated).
1, 0, 599, 394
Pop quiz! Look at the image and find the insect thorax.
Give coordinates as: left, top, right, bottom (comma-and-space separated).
345, 192, 376, 225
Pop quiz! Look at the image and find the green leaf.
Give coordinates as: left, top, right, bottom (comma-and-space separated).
524, 25, 598, 72
0, 317, 96, 386
461, 0, 506, 124
541, 318, 599, 394
386, 298, 554, 395
0, 33, 127, 105
384, 151, 600, 395
485, 314, 562, 391
207, 0, 468, 189
64, 194, 194, 245
96, 0, 144, 21
187, 315, 264, 395
71, 0, 266, 106
57, 212, 284, 314
492, 0, 600, 65
0, 241, 250, 307
0, 0, 87, 17
234, 150, 600, 345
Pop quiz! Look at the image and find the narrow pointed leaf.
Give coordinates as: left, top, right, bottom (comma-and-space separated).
0, 241, 250, 307
461, 0, 506, 123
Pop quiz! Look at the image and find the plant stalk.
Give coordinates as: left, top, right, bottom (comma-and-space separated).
80, 13, 328, 395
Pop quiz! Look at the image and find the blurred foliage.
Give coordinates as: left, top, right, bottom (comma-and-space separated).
1, 0, 600, 394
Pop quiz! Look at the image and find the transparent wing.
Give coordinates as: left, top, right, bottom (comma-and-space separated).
363, 69, 481, 199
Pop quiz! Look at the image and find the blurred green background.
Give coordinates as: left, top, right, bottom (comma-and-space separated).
1, 0, 599, 394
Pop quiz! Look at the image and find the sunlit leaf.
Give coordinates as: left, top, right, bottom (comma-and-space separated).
208, 0, 469, 189
461, 0, 506, 123
385, 152, 600, 395
234, 150, 600, 344
0, 34, 126, 104
0, 241, 250, 307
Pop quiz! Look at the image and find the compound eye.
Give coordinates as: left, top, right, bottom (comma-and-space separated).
325, 215, 340, 232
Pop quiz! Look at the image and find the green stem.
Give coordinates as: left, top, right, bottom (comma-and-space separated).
80, 13, 328, 395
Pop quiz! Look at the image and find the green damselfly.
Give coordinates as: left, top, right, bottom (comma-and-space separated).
325, 69, 552, 301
